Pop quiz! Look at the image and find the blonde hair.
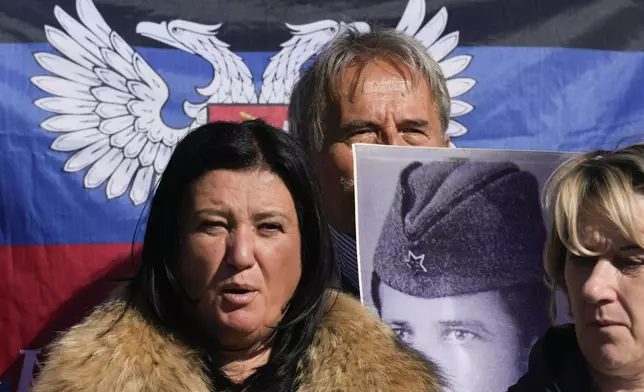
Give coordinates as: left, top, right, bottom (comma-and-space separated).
288, 25, 450, 154
543, 142, 644, 319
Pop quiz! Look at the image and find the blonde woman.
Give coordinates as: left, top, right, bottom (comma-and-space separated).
508, 143, 644, 392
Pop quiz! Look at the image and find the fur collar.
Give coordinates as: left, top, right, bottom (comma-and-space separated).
32, 290, 444, 391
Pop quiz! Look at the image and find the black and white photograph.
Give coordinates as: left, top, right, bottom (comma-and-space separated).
354, 144, 577, 392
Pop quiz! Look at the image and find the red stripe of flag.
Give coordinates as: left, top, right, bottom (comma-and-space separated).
0, 244, 140, 390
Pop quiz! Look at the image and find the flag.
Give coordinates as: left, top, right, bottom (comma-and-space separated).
2, 0, 644, 390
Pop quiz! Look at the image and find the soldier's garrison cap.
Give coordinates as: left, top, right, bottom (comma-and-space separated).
373, 159, 546, 299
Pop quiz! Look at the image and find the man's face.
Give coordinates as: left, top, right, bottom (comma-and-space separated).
379, 284, 522, 392
313, 59, 446, 235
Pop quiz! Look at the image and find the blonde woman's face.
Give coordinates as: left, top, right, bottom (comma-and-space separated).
565, 193, 644, 378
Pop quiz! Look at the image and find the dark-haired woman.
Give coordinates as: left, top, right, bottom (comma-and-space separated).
33, 120, 445, 392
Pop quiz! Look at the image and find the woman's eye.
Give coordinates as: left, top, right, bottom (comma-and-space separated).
258, 222, 283, 232
199, 221, 226, 232
615, 256, 644, 271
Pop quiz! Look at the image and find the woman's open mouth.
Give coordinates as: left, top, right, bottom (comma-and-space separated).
220, 286, 258, 305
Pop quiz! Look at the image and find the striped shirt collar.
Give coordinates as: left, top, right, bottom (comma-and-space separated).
329, 226, 359, 293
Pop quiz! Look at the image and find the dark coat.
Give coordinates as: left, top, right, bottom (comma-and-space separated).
507, 324, 594, 392
32, 290, 445, 392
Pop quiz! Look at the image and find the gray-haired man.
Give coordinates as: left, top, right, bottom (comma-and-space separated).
288, 26, 451, 296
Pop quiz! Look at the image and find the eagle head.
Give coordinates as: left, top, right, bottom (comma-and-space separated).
284, 20, 370, 48
136, 19, 227, 54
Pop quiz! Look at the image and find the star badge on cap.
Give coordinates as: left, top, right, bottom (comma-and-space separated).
405, 250, 427, 274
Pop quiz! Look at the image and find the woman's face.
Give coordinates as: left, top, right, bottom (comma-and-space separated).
565, 194, 644, 379
177, 168, 302, 349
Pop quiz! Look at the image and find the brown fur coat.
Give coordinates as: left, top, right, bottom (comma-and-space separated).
32, 290, 444, 392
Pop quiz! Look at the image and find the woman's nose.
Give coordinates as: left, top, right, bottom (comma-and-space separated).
225, 227, 256, 270
581, 257, 618, 304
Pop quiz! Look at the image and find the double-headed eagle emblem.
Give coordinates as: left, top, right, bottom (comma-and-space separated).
31, 0, 476, 205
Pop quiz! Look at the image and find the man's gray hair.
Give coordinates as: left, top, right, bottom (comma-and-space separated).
287, 25, 450, 154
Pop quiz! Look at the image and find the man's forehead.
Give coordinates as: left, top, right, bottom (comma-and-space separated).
381, 289, 515, 331
340, 59, 422, 97
359, 76, 410, 93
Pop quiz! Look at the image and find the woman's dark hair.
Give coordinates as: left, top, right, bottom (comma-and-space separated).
128, 119, 336, 391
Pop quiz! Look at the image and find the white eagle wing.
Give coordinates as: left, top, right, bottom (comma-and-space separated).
177, 26, 257, 107
397, 1, 476, 139
31, 0, 187, 205
259, 21, 348, 106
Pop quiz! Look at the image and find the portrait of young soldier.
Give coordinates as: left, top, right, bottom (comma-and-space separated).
371, 159, 551, 392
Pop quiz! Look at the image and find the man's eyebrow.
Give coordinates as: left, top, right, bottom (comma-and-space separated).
340, 120, 376, 132
400, 119, 429, 127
